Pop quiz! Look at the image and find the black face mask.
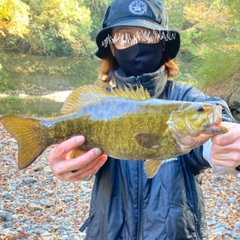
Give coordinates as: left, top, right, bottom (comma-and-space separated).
113, 42, 163, 77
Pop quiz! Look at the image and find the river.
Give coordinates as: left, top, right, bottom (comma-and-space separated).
0, 92, 239, 122
0, 91, 72, 117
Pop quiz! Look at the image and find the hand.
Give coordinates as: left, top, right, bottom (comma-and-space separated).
211, 122, 240, 169
48, 136, 108, 182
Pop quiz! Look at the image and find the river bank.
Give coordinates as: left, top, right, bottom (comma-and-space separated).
0, 74, 240, 239
0, 122, 240, 239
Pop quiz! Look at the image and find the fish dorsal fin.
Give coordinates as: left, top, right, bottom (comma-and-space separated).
61, 84, 151, 115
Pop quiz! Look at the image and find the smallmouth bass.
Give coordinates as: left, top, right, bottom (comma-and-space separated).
0, 85, 228, 178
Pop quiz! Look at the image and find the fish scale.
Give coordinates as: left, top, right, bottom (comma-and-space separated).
0, 84, 228, 178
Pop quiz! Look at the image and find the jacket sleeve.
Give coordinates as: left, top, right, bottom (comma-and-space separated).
164, 81, 237, 174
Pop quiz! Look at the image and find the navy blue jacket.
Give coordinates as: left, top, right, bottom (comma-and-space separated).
80, 69, 235, 240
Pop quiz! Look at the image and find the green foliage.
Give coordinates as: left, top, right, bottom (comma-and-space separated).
195, 45, 240, 86
83, 0, 112, 40
0, 51, 99, 92
0, 0, 239, 91
0, 71, 15, 91
0, 0, 96, 57
34, 0, 94, 56
0, 55, 15, 91
181, 0, 240, 86
0, 0, 30, 38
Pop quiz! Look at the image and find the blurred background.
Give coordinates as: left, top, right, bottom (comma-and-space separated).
0, 0, 239, 118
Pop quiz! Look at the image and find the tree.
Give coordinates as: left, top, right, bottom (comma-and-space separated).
24, 0, 94, 56
83, 0, 112, 40
0, 0, 96, 57
182, 0, 240, 84
0, 0, 30, 38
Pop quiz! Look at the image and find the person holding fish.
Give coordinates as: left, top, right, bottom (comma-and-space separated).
47, 1, 240, 239
1, 0, 239, 239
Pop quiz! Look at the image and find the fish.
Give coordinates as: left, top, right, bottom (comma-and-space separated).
0, 84, 228, 178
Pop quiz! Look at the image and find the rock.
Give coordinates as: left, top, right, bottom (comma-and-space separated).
0, 211, 14, 221
22, 178, 37, 185
234, 222, 240, 228
33, 164, 45, 171
43, 165, 52, 173
2, 157, 16, 165
39, 199, 55, 207
212, 226, 231, 235
5, 222, 13, 228
207, 219, 217, 226
231, 233, 240, 239
40, 231, 50, 237
28, 203, 44, 212
228, 197, 236, 204
2, 192, 11, 199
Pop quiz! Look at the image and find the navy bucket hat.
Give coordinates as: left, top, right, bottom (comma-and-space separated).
96, 0, 180, 60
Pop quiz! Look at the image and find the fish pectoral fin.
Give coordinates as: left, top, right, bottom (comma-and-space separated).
144, 159, 163, 178
134, 132, 161, 148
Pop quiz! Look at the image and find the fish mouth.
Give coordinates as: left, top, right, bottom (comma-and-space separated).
212, 105, 222, 123
189, 105, 227, 136
203, 105, 228, 134
204, 123, 227, 134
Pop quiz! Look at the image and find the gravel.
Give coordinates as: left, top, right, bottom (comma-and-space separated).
0, 122, 239, 240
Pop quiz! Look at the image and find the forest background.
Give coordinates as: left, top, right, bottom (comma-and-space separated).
0, 0, 239, 93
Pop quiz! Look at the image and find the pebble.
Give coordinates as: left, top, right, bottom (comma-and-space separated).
2, 157, 16, 165
234, 222, 240, 229
28, 203, 44, 212
232, 233, 240, 239
0, 126, 239, 240
2, 192, 11, 199
0, 211, 14, 222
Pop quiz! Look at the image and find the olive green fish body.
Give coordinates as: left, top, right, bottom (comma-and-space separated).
39, 98, 187, 160
0, 85, 228, 178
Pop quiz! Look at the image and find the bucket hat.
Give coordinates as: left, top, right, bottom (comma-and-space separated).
96, 0, 180, 60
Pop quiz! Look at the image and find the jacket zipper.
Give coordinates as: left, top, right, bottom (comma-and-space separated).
136, 75, 143, 240
184, 167, 201, 239
191, 189, 201, 240
137, 161, 143, 240
182, 160, 201, 240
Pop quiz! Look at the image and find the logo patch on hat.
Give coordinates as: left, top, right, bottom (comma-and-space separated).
129, 0, 147, 15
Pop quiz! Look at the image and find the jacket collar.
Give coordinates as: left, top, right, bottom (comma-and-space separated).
111, 66, 168, 98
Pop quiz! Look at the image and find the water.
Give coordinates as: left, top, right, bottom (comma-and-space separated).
0, 93, 239, 122
0, 91, 71, 118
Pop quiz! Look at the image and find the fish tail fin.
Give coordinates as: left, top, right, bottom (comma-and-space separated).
0, 115, 47, 170
144, 159, 163, 178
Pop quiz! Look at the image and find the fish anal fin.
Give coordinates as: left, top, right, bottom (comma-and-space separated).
61, 84, 151, 115
134, 132, 161, 148
144, 159, 163, 178
0, 115, 47, 169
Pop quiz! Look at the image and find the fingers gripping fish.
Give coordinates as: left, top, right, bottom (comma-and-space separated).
0, 85, 227, 178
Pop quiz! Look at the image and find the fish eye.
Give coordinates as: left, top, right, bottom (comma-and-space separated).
196, 106, 205, 113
